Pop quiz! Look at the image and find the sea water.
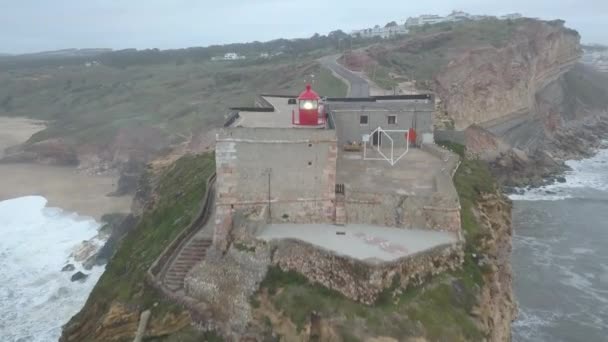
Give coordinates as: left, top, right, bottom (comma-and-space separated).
511, 147, 608, 341
0, 196, 106, 342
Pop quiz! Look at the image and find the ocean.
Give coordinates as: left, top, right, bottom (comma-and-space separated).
0, 196, 106, 342
511, 147, 608, 341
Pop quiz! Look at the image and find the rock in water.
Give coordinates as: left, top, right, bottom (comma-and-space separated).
71, 271, 89, 282
61, 264, 75, 272
556, 176, 567, 183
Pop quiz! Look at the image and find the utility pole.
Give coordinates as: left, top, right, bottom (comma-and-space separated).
372, 64, 377, 82
265, 168, 272, 223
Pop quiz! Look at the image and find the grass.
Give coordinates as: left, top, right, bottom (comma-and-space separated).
366, 64, 398, 90
257, 265, 483, 340
233, 242, 256, 253
313, 65, 348, 97
0, 57, 347, 160
64, 153, 216, 338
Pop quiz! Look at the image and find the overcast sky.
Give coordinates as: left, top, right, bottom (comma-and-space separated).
1, 0, 606, 54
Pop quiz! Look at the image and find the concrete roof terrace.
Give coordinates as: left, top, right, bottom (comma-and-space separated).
337, 148, 442, 197
257, 223, 459, 263
233, 96, 325, 129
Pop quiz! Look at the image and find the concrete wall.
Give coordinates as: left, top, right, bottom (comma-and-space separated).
214, 128, 338, 249
328, 101, 434, 148
343, 191, 461, 233
271, 239, 464, 304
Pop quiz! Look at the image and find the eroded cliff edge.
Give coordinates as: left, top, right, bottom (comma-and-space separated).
433, 20, 608, 188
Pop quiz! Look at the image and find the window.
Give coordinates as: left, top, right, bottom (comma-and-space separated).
299, 100, 318, 110
388, 115, 397, 125
360, 115, 368, 125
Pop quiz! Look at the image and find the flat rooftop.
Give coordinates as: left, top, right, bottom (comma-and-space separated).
234, 96, 325, 129
337, 148, 441, 196
257, 223, 459, 263
216, 127, 336, 142
327, 99, 433, 112
234, 96, 294, 128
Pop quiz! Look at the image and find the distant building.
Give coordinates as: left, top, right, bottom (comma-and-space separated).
259, 52, 270, 58
499, 13, 523, 20
445, 10, 472, 22
212, 52, 246, 61
350, 24, 409, 39
224, 53, 239, 60
403, 11, 522, 28
405, 14, 445, 27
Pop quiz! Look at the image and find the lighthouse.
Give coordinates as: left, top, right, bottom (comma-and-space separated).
293, 84, 325, 126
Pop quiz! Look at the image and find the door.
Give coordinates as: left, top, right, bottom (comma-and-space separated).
372, 131, 382, 146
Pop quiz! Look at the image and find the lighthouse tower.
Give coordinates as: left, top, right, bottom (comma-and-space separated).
293, 84, 325, 126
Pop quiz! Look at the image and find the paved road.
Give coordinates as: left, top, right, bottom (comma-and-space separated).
319, 55, 370, 97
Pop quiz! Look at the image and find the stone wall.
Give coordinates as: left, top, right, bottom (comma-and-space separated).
214, 128, 337, 250
184, 246, 271, 335
271, 239, 464, 304
343, 191, 460, 233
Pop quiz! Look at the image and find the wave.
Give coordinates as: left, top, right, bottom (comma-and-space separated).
0, 196, 106, 342
509, 146, 608, 201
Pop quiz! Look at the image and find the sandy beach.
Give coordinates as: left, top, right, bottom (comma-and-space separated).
0, 117, 132, 220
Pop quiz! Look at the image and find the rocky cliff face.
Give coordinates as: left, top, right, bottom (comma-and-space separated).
436, 20, 582, 130
472, 192, 517, 341
436, 20, 608, 188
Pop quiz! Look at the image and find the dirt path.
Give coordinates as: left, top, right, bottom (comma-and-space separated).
0, 116, 131, 220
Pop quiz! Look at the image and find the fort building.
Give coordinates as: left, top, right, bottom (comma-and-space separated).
201, 84, 464, 303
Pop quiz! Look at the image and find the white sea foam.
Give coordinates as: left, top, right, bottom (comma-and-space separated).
509, 146, 608, 201
512, 308, 561, 342
0, 196, 106, 342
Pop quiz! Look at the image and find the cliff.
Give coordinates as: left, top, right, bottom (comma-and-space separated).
435, 19, 582, 130
60, 154, 218, 342
59, 147, 515, 341
427, 20, 608, 188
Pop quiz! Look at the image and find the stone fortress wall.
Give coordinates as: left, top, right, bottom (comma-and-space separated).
214, 128, 338, 249
270, 238, 464, 304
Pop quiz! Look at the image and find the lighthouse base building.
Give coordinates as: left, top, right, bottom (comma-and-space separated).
193, 85, 464, 309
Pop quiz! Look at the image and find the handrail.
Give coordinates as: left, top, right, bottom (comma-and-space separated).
148, 172, 216, 281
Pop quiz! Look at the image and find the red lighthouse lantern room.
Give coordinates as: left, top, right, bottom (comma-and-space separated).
293, 84, 325, 126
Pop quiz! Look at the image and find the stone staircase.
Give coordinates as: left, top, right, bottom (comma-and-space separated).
163, 237, 213, 291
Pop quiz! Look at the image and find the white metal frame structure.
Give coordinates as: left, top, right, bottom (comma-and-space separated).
363, 127, 410, 166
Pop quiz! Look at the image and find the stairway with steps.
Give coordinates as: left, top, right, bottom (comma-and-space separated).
163, 237, 212, 291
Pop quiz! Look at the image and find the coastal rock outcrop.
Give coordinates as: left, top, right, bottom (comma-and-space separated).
71, 271, 89, 282
62, 264, 75, 272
